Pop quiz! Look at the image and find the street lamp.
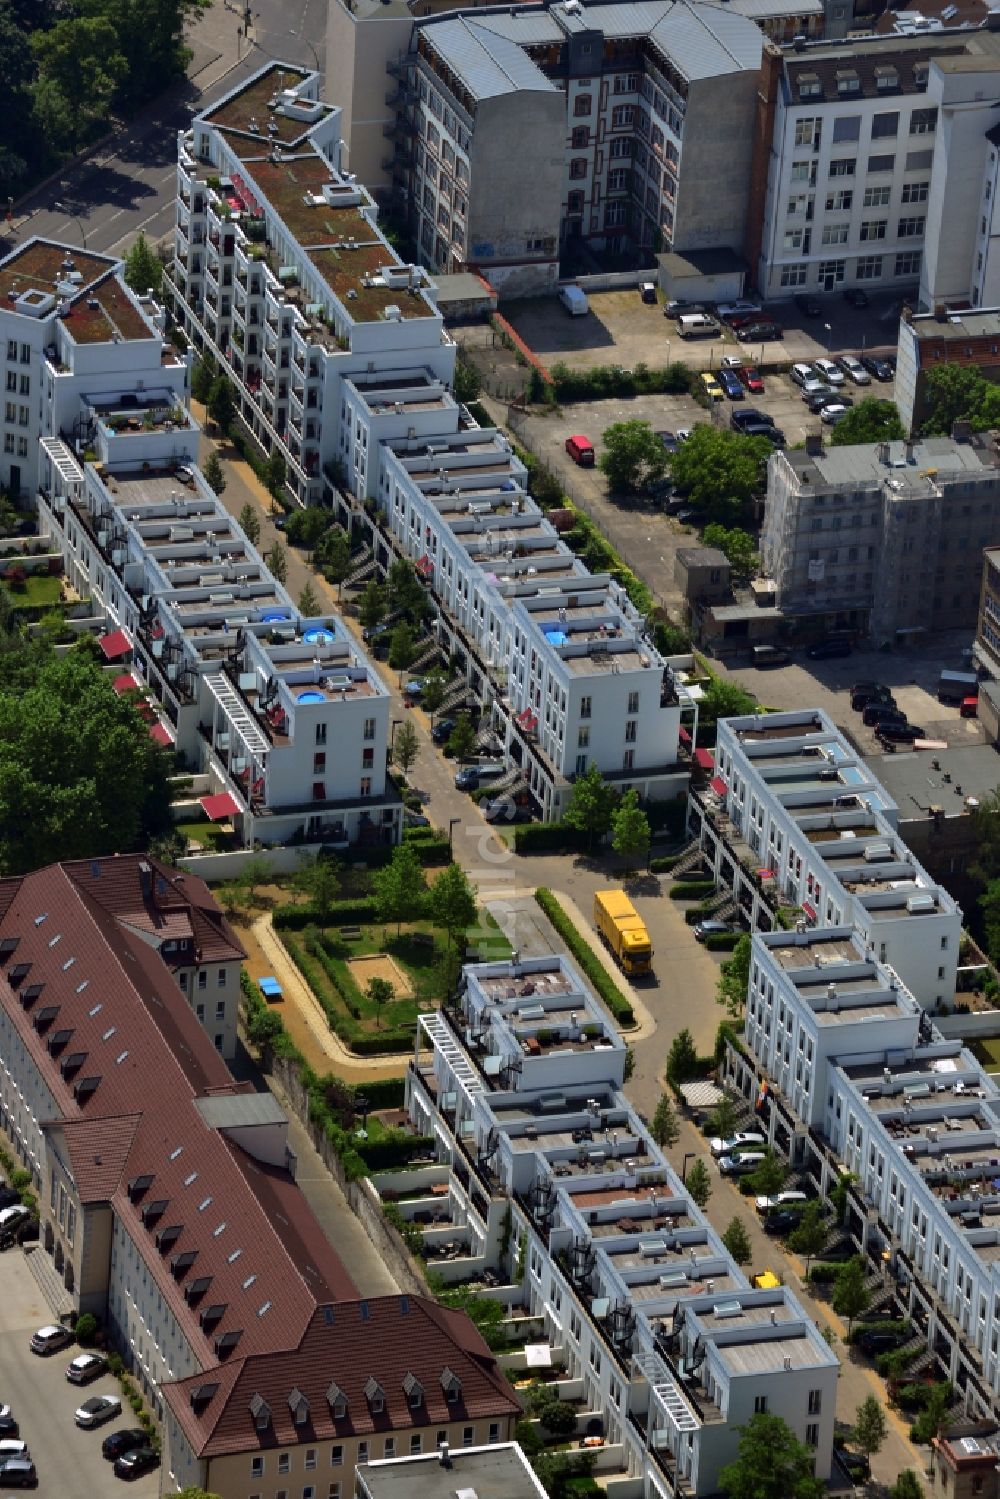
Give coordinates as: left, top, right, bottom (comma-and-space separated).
448, 817, 460, 856
681, 1152, 697, 1184
52, 201, 87, 250
823, 321, 832, 354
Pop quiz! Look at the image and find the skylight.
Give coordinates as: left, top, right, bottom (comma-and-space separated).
48, 934, 62, 947
169, 1146, 184, 1161
184, 1172, 198, 1187
198, 1196, 212, 1211
62, 957, 75, 971
33, 914, 47, 926
228, 1248, 242, 1263
75, 981, 88, 994
88, 1003, 103, 1017
102, 1026, 116, 1041
213, 1222, 227, 1237
257, 1300, 272, 1317
115, 1051, 129, 1065
243, 1273, 257, 1289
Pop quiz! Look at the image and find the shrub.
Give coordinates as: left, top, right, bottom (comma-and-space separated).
702, 931, 740, 951
668, 880, 717, 900
650, 854, 684, 872
807, 1263, 840, 1284
74, 1313, 98, 1346
514, 822, 587, 854
273, 898, 378, 930
534, 888, 634, 1027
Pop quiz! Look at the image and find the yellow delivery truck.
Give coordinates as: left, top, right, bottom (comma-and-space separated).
593, 889, 652, 977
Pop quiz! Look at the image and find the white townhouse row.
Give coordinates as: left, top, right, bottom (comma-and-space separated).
734, 922, 1000, 1418
169, 62, 693, 818
402, 952, 839, 1498
36, 441, 397, 851
0, 237, 188, 501
688, 708, 961, 1007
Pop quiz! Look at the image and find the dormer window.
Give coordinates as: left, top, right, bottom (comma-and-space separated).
836, 69, 859, 95
364, 1377, 385, 1415
326, 1382, 348, 1421
249, 1393, 271, 1432
288, 1388, 310, 1426
798, 73, 821, 99
440, 1367, 461, 1404
875, 65, 898, 91
402, 1373, 423, 1410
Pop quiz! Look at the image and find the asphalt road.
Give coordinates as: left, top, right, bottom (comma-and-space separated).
5, 0, 327, 260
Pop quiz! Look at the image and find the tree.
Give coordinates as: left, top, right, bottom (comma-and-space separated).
421, 670, 446, 716
721, 1217, 753, 1266
853, 1394, 888, 1461
319, 529, 351, 593
238, 502, 260, 547
298, 581, 320, 617
830, 397, 905, 447
447, 713, 476, 760
920, 362, 997, 436
206, 375, 234, 435
746, 1149, 787, 1200
598, 419, 667, 493
702, 524, 758, 583
389, 621, 417, 673
890, 1473, 924, 1499
651, 1093, 680, 1148
0, 5, 32, 199
666, 1027, 699, 1085
685, 1158, 711, 1209
786, 1201, 827, 1271
74, 1312, 98, 1345
563, 764, 616, 850
0, 648, 171, 875
708, 1097, 738, 1143
832, 1257, 870, 1331
358, 581, 387, 630
31, 16, 126, 151
669, 425, 771, 525
265, 452, 287, 505
122, 233, 162, 296
293, 853, 340, 921
388, 559, 429, 625
698, 675, 759, 732
393, 719, 419, 776
366, 975, 394, 1028
285, 507, 330, 550
191, 355, 215, 405
980, 877, 1000, 968
717, 934, 752, 1018
611, 788, 650, 872
453, 355, 482, 406
719, 1413, 824, 1499
910, 1383, 950, 1446
202, 451, 226, 496
430, 862, 477, 949
266, 542, 288, 585
373, 842, 426, 933
238, 854, 271, 906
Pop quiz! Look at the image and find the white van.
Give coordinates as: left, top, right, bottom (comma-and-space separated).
559, 285, 589, 316
677, 313, 718, 338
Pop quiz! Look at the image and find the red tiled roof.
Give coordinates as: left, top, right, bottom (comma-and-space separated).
50, 1114, 142, 1203
164, 1295, 521, 1458
61, 855, 245, 966
0, 859, 352, 1371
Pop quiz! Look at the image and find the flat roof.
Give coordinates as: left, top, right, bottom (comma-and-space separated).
864, 743, 1000, 818
778, 434, 997, 491
0, 239, 115, 304
358, 1445, 544, 1499
202, 63, 326, 146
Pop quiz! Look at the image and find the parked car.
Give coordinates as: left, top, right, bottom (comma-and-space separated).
719, 354, 744, 369
862, 703, 906, 727
700, 372, 724, 402
656, 430, 679, 454
665, 300, 706, 318
756, 1190, 809, 1212
741, 367, 765, 394
0, 1460, 35, 1488
455, 762, 506, 792
857, 1328, 908, 1354
66, 1353, 108, 1385
814, 358, 845, 387
639, 280, 657, 304
838, 354, 871, 385
102, 1430, 149, 1462
403, 811, 430, 829
745, 423, 786, 447
961, 695, 979, 718
735, 322, 783, 342
30, 1324, 72, 1356
482, 797, 530, 823
710, 1131, 765, 1157
731, 408, 774, 432
676, 428, 694, 443
114, 1448, 160, 1481
803, 386, 837, 413
820, 403, 849, 425
795, 293, 822, 317
75, 1394, 123, 1429
0, 1207, 28, 1240
431, 717, 455, 744
763, 1209, 802, 1234
790, 362, 814, 387
851, 683, 893, 710
861, 355, 894, 381
565, 434, 595, 466
751, 645, 791, 667
843, 287, 869, 308
876, 721, 925, 744
807, 637, 852, 659
719, 1151, 766, 1176
0, 1188, 19, 1211
693, 919, 736, 941
716, 301, 762, 321
717, 368, 744, 400
0, 1424, 17, 1444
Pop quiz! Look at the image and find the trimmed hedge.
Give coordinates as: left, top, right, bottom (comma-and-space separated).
549, 360, 693, 403
402, 829, 452, 865
534, 888, 635, 1029
702, 931, 740, 951
284, 932, 413, 1056
669, 880, 717, 901
807, 1263, 841, 1284
514, 822, 588, 855
650, 854, 683, 873
273, 898, 378, 930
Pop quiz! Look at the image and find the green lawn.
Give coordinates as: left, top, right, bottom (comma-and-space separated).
972, 1037, 1000, 1070
175, 819, 237, 852
9, 574, 61, 608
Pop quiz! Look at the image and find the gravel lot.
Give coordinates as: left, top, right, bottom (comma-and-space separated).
0, 1250, 160, 1499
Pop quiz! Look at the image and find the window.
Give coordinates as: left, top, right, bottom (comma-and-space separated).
278, 1455, 290, 1475
198, 970, 207, 990
569, 159, 588, 180
215, 1002, 225, 1021
794, 117, 820, 148
790, 160, 816, 185
66, 1204, 75, 1244
806, 1424, 819, 1448
383, 1440, 395, 1459
574, 93, 592, 116
622, 749, 635, 771
754, 1395, 768, 1414
18, 375, 28, 395
822, 223, 849, 246
4, 373, 14, 393
826, 189, 852, 212
863, 185, 890, 208
358, 1444, 368, 1464
898, 215, 924, 238
829, 158, 856, 177
217, 967, 227, 987
832, 115, 860, 143
363, 718, 375, 740
2, 435, 12, 454
580, 695, 591, 719
328, 1487, 340, 1499
906, 148, 933, 171
5, 341, 13, 361
860, 220, 887, 242
303, 1488, 315, 1499
463, 1428, 474, 1448
627, 690, 639, 714
818, 259, 846, 284
910, 107, 937, 135
15, 437, 25, 458
315, 723, 327, 745
362, 748, 374, 769
575, 754, 588, 776
604, 201, 627, 228
578, 727, 589, 747
330, 1447, 342, 1467
567, 191, 584, 215
941, 935, 949, 950
19, 344, 29, 364
360, 777, 372, 797
611, 105, 634, 129
251, 1459, 264, 1478
868, 153, 895, 173
571, 127, 588, 148
808, 1389, 822, 1414
489, 1424, 500, 1443
780, 263, 808, 287
625, 720, 637, 742
902, 179, 928, 203
614, 71, 639, 92
409, 1437, 421, 1456
871, 111, 899, 139
305, 1452, 317, 1472
313, 752, 326, 774
895, 250, 921, 276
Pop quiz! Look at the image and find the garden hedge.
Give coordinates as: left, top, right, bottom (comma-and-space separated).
668, 880, 717, 901
273, 898, 378, 930
514, 822, 588, 855
702, 932, 740, 951
534, 888, 635, 1028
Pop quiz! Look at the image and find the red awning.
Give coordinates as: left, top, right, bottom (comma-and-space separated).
757, 868, 775, 880
693, 747, 714, 771
679, 726, 691, 745
801, 900, 817, 922
709, 775, 728, 798
149, 722, 174, 748
98, 628, 132, 661
112, 673, 140, 695
200, 792, 240, 822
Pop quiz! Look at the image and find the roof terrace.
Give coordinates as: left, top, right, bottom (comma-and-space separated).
0, 240, 114, 305
201, 63, 322, 146
62, 277, 157, 345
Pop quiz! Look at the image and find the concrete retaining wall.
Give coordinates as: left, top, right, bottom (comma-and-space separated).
179, 843, 330, 882
569, 272, 650, 293
935, 1010, 1000, 1040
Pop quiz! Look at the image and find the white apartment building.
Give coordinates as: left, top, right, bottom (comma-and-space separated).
0, 238, 189, 500
760, 434, 1000, 641
37, 446, 398, 850
395, 0, 764, 293
404, 953, 839, 1498
688, 708, 962, 1006
757, 30, 1000, 300
732, 923, 1000, 1417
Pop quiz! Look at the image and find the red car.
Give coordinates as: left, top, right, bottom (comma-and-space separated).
742, 367, 765, 394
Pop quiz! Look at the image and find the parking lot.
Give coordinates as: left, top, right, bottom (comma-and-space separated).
0, 1251, 159, 1499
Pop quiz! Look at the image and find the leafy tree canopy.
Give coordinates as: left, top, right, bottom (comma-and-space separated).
920, 362, 1000, 437
598, 419, 667, 494
719, 1413, 824, 1499
563, 764, 617, 848
702, 523, 758, 582
122, 233, 162, 297
669, 425, 771, 525
829, 396, 905, 447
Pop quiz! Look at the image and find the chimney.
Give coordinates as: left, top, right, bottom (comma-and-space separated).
438, 1440, 451, 1469
138, 860, 153, 905
934, 303, 948, 323
805, 433, 823, 457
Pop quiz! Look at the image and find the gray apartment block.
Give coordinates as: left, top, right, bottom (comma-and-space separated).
761, 433, 1000, 643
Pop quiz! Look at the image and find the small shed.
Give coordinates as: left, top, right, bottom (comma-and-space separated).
656, 247, 747, 305
674, 546, 731, 604
429, 271, 498, 322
